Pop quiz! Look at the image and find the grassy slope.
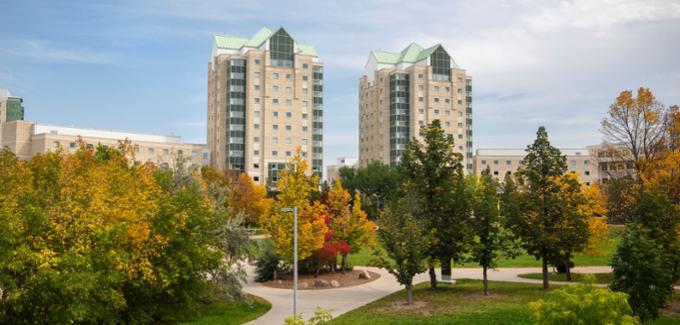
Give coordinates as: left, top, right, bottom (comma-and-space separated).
330, 279, 680, 325
180, 295, 271, 325
349, 225, 623, 268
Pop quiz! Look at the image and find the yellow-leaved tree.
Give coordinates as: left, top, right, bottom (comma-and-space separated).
260, 149, 328, 262
326, 180, 376, 271
581, 184, 610, 257
229, 173, 272, 226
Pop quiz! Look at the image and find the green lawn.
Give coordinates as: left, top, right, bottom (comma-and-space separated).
330, 279, 680, 325
517, 272, 613, 284
349, 225, 623, 268
180, 294, 271, 325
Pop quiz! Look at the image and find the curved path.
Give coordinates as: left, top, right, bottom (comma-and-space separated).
242, 265, 612, 324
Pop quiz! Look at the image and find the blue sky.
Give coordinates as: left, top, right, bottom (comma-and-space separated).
2, 0, 680, 171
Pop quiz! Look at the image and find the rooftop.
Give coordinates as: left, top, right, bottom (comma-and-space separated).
32, 122, 183, 144
213, 27, 317, 57
371, 42, 458, 67
475, 148, 592, 157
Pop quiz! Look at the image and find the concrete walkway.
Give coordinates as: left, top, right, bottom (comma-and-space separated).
242, 265, 612, 324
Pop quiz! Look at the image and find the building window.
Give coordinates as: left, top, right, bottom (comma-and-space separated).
69, 142, 77, 149
493, 160, 499, 165
273, 124, 279, 130
254, 150, 260, 156
418, 73, 424, 79
285, 125, 292, 131
303, 63, 308, 69
254, 111, 260, 117
286, 99, 292, 106
286, 74, 292, 80
286, 86, 292, 93
253, 163, 260, 169
286, 151, 292, 157
254, 176, 260, 182
273, 85, 279, 92
148, 148, 155, 154
273, 98, 279, 104
163, 149, 169, 155
254, 85, 261, 90
585, 171, 591, 176
303, 75, 308, 81
272, 137, 278, 144
254, 123, 260, 129
302, 126, 308, 132
254, 59, 261, 65
481, 160, 487, 164
254, 72, 261, 78
506, 160, 511, 165
286, 112, 292, 118
273, 72, 279, 79
254, 137, 260, 143
273, 111, 279, 117
272, 150, 278, 156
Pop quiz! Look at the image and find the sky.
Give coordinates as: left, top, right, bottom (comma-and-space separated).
1, 0, 680, 172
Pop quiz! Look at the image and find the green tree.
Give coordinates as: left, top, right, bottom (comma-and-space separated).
399, 120, 472, 289
510, 126, 568, 290
611, 226, 673, 322
530, 281, 639, 325
470, 168, 520, 295
373, 198, 430, 305
338, 161, 401, 220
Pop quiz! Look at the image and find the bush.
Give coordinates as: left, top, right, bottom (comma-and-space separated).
254, 239, 288, 282
610, 226, 673, 322
529, 282, 639, 325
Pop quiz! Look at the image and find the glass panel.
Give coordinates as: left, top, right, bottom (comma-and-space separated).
270, 29, 294, 67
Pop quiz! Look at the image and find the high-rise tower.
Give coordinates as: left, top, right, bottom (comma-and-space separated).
208, 27, 323, 185
358, 43, 472, 172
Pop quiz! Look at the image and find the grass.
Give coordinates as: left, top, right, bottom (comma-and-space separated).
517, 272, 613, 284
330, 279, 680, 325
180, 294, 271, 325
349, 225, 624, 268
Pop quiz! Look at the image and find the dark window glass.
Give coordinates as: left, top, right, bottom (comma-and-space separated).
430, 46, 451, 81
270, 29, 294, 67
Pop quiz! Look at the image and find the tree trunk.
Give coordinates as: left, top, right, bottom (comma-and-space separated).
428, 261, 438, 289
542, 251, 549, 290
274, 269, 278, 281
565, 253, 572, 282
315, 260, 321, 278
483, 266, 489, 296
405, 283, 414, 305
341, 254, 347, 273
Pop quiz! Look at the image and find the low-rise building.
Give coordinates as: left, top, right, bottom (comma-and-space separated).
473, 148, 599, 186
1, 120, 209, 169
326, 157, 358, 184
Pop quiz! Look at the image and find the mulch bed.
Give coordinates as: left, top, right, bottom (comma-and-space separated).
260, 269, 380, 290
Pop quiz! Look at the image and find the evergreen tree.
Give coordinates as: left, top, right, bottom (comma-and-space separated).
611, 226, 673, 322
510, 126, 568, 290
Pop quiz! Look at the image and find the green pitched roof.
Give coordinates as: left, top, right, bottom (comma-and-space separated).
214, 27, 318, 57
371, 43, 457, 67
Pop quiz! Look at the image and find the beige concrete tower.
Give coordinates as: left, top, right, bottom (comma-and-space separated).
358, 43, 472, 172
208, 27, 323, 185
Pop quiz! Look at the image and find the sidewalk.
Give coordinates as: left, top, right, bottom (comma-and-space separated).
242, 265, 613, 324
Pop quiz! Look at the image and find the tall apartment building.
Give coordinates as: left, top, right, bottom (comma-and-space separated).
473, 148, 600, 186
208, 27, 323, 186
0, 89, 24, 123
358, 43, 473, 172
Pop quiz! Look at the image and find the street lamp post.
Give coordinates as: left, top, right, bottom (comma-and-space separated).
280, 207, 299, 317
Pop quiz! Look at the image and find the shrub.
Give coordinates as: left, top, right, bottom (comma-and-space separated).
529, 281, 639, 325
254, 239, 288, 282
610, 226, 673, 322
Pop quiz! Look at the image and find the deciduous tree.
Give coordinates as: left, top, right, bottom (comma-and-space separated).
374, 198, 430, 305
399, 120, 472, 289
470, 168, 520, 295
260, 150, 328, 263
229, 172, 272, 226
